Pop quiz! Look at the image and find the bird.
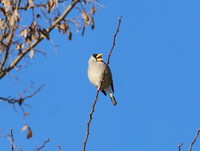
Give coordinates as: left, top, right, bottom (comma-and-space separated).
87, 53, 117, 106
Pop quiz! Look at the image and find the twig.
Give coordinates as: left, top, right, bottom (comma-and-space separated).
82, 16, 122, 151
10, 128, 14, 151
188, 129, 200, 151
0, 84, 45, 105
178, 142, 183, 151
58, 145, 62, 151
0, 129, 16, 150
35, 138, 50, 151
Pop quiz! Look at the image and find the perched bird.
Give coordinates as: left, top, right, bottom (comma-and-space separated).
87, 53, 117, 106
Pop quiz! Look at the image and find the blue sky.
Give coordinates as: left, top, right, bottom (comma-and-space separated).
1, 0, 200, 151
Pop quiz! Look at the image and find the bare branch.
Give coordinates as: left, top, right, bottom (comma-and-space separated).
58, 145, 62, 151
35, 138, 50, 151
82, 16, 122, 151
0, 84, 45, 106
178, 142, 183, 151
0, 128, 16, 150
10, 128, 14, 151
188, 129, 200, 151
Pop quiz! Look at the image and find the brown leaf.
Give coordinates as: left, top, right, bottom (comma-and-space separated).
36, 14, 41, 19
29, 49, 34, 58
18, 97, 24, 106
25, 36, 31, 45
16, 43, 24, 50
47, 0, 58, 13
27, 0, 34, 9
38, 28, 50, 40
21, 125, 28, 132
53, 0, 58, 7
0, 18, 4, 27
91, 17, 95, 30
82, 10, 90, 26
20, 29, 28, 38
2, 0, 11, 9
24, 112, 30, 116
68, 30, 72, 40
82, 26, 85, 36
27, 127, 32, 139
91, 6, 95, 14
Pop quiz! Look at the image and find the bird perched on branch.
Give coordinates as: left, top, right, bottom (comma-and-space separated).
87, 53, 117, 106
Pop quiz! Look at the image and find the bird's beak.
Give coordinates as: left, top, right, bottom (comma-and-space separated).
96, 54, 103, 62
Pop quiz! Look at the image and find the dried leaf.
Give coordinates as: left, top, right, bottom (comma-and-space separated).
21, 29, 27, 38
36, 14, 41, 19
53, 0, 58, 7
18, 98, 24, 106
27, 127, 32, 139
38, 28, 50, 40
2, 0, 11, 9
29, 49, 34, 58
0, 43, 5, 52
21, 125, 28, 132
91, 17, 95, 30
47, 0, 58, 13
16, 43, 24, 50
82, 26, 85, 36
82, 10, 90, 26
91, 6, 95, 14
25, 36, 31, 45
27, 0, 34, 9
24, 112, 30, 116
68, 30, 72, 40
0, 18, 4, 27
31, 34, 37, 41
83, 0, 86, 4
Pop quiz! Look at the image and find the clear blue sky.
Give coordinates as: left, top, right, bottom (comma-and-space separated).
1, 0, 200, 151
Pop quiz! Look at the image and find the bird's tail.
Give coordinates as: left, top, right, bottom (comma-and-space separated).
109, 93, 117, 106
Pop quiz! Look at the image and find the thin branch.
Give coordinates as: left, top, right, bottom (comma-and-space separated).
58, 145, 62, 151
82, 16, 122, 151
188, 129, 200, 151
10, 128, 14, 151
0, 0, 80, 79
107, 16, 122, 64
35, 138, 50, 151
178, 142, 183, 151
0, 84, 45, 105
0, 129, 16, 150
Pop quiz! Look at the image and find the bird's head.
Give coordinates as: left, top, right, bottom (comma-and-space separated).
92, 53, 103, 62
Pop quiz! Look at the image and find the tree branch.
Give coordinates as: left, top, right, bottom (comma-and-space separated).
188, 129, 200, 151
10, 128, 14, 151
0, 84, 45, 106
82, 16, 122, 151
58, 145, 62, 151
0, 0, 80, 79
35, 138, 50, 151
178, 142, 183, 151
